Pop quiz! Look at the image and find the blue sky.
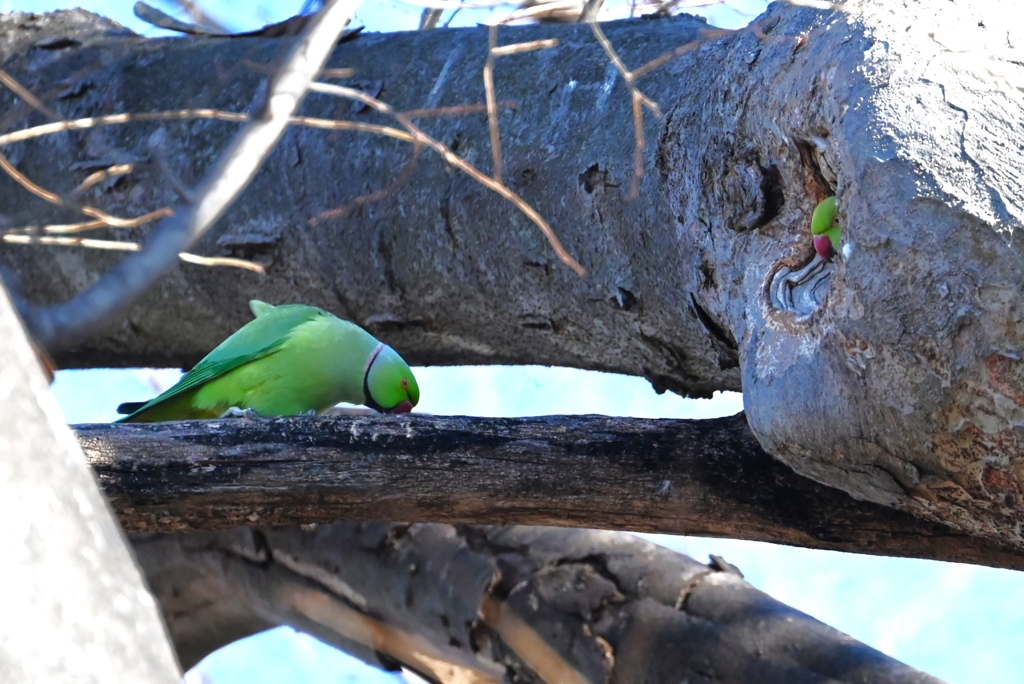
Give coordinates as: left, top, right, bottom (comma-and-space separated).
10, 0, 1024, 682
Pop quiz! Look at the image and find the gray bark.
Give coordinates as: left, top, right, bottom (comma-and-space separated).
13, 0, 361, 351
0, 9, 729, 395
0, 280, 181, 684
81, 413, 1024, 570
135, 522, 945, 683
3, 2, 1022, 549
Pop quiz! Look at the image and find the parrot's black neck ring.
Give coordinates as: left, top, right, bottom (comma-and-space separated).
363, 344, 386, 412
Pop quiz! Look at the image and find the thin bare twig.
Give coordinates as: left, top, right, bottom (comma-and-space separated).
494, 0, 582, 24
68, 164, 136, 200
484, 26, 503, 183
309, 143, 424, 225
308, 82, 586, 276
0, 110, 412, 148
80, 207, 175, 229
631, 28, 732, 79
0, 149, 61, 204
2, 235, 142, 251
630, 91, 645, 199
0, 110, 248, 148
588, 22, 725, 198
490, 39, 557, 57
396, 0, 524, 9
176, 253, 266, 271
590, 22, 660, 115
0, 146, 177, 228
0, 69, 59, 121
3, 210, 172, 235
401, 101, 514, 118
1, 234, 265, 273
309, 97, 519, 224
23, 220, 106, 235
483, 33, 558, 195
290, 116, 415, 142
165, 0, 230, 33
17, 0, 363, 351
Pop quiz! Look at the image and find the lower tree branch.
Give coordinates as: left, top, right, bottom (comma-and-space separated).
135, 522, 945, 683
80, 413, 1024, 570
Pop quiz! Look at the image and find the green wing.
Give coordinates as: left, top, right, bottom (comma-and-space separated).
116, 302, 325, 422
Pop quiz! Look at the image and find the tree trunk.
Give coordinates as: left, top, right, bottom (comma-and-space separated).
0, 281, 181, 683
2, 1, 1021, 549
135, 521, 945, 683
79, 413, 1024, 570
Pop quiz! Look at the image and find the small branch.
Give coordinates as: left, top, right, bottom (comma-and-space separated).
14, 0, 363, 351
0, 147, 172, 228
0, 110, 247, 147
307, 81, 586, 275
80, 413, 1024, 570
309, 143, 424, 225
483, 33, 559, 184
401, 101, 514, 118
2, 234, 266, 272
0, 68, 59, 121
68, 163, 136, 201
589, 21, 660, 198
484, 25, 502, 183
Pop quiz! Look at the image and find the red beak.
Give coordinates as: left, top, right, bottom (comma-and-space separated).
813, 234, 833, 260
389, 401, 414, 414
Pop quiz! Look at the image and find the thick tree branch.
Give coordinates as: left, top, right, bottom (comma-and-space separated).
135, 522, 945, 682
12, 0, 361, 351
5, 2, 1024, 551
0, 10, 734, 399
80, 413, 1024, 570
0, 281, 180, 683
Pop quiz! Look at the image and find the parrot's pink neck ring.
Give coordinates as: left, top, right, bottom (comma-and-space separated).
363, 343, 385, 376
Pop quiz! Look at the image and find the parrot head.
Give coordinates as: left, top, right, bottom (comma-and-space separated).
364, 344, 420, 414
810, 195, 841, 260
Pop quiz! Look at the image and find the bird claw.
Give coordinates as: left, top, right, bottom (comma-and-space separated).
220, 406, 258, 419
299, 409, 317, 417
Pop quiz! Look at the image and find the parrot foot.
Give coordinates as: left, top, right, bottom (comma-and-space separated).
220, 406, 258, 419
300, 409, 317, 417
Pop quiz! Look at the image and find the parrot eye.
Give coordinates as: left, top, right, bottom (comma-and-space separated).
401, 378, 409, 390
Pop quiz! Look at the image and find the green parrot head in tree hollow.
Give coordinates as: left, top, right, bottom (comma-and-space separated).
810, 195, 841, 260
115, 300, 419, 422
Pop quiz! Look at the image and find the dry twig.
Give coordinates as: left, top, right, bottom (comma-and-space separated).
309, 143, 425, 225
308, 81, 586, 276
0, 69, 59, 121
484, 26, 503, 183
483, 34, 558, 185
2, 234, 264, 273
15, 0, 363, 351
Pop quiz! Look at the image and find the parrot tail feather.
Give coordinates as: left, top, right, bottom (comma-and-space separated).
116, 401, 147, 415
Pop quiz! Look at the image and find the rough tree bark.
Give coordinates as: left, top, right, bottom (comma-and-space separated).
80, 413, 1024, 570
0, 281, 180, 682
3, 1, 1022, 551
0, 2, 1020, 681
135, 522, 943, 683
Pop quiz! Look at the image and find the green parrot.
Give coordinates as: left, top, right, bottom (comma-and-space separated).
115, 300, 419, 422
811, 195, 841, 260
